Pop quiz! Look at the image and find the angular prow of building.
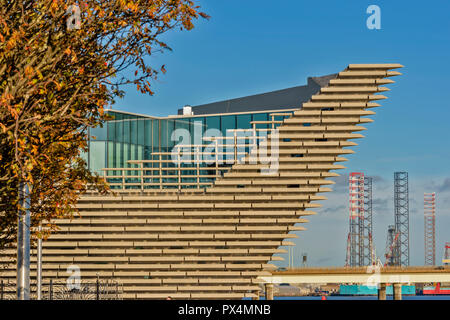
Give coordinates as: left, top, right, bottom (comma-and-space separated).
0, 63, 403, 299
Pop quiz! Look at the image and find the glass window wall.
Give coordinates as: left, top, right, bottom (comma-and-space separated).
86, 110, 293, 179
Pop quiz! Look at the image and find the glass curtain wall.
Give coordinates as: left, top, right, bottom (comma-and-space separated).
85, 110, 293, 189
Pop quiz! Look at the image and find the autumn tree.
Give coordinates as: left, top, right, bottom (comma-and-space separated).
0, 0, 208, 249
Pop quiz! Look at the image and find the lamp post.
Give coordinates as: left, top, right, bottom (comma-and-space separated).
37, 224, 42, 300
17, 182, 31, 300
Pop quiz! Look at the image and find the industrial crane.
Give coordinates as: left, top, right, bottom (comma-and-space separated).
384, 232, 400, 267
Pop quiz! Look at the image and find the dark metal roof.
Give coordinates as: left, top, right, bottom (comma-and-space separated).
177, 74, 337, 115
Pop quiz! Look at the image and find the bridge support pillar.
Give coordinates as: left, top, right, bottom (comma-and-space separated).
252, 290, 260, 300
393, 283, 402, 300
265, 283, 274, 300
378, 283, 386, 300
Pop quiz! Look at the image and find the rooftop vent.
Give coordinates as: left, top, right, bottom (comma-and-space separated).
183, 105, 193, 116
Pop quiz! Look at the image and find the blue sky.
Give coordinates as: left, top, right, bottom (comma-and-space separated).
114, 1, 450, 267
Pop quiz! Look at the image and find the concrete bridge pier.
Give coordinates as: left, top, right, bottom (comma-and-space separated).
265, 283, 274, 300
252, 290, 260, 300
393, 283, 402, 300
378, 283, 386, 300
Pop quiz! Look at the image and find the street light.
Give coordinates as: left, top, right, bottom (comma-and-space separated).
17, 182, 30, 300
37, 224, 42, 300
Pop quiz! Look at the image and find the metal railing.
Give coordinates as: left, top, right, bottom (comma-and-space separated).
0, 278, 123, 300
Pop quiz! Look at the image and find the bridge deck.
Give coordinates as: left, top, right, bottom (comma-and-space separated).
260, 266, 450, 284
272, 266, 450, 275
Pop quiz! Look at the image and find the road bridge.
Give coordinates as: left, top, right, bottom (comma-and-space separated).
257, 266, 450, 300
